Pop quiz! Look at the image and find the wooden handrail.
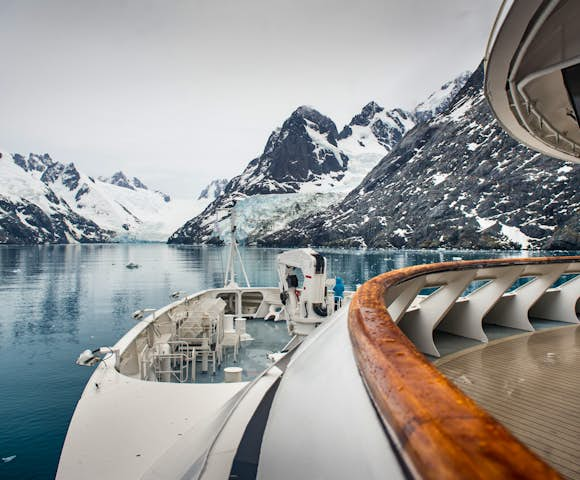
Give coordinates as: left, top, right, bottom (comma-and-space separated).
348, 256, 580, 480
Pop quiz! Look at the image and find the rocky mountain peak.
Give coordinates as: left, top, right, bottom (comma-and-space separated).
284, 105, 340, 146
198, 178, 228, 200
61, 163, 81, 190
100, 171, 148, 191
338, 102, 415, 152
224, 106, 348, 196
12, 153, 55, 173
350, 101, 385, 127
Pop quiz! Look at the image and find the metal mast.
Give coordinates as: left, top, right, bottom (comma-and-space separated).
222, 203, 250, 288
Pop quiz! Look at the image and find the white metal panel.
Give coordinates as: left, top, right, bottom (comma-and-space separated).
257, 309, 405, 480
56, 365, 245, 480
386, 276, 426, 324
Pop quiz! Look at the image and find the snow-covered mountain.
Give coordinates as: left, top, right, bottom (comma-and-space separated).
414, 70, 471, 123
0, 151, 112, 243
2, 69, 480, 246
224, 106, 349, 196
168, 103, 407, 244
99, 171, 148, 191
198, 178, 228, 200
261, 64, 579, 250
336, 104, 416, 192
169, 74, 470, 245
0, 153, 210, 243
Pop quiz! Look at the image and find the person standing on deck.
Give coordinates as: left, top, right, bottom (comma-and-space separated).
333, 277, 345, 310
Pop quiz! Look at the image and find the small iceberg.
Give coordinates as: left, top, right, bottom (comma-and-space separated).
126, 262, 140, 269
452, 256, 463, 261
2, 455, 16, 463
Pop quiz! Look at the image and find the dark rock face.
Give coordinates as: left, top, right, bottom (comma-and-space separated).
40, 162, 65, 184
13, 153, 55, 173
261, 64, 580, 250
100, 171, 141, 190
132, 176, 148, 190
61, 163, 81, 190
226, 106, 348, 196
0, 195, 112, 244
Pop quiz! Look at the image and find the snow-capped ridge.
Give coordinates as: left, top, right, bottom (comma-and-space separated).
414, 70, 471, 122
0, 152, 206, 243
99, 171, 148, 191
198, 178, 228, 200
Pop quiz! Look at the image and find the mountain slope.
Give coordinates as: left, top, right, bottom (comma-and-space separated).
168, 102, 418, 244
1, 153, 211, 243
261, 64, 579, 250
0, 151, 113, 243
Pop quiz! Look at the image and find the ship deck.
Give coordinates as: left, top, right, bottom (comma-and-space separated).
436, 324, 580, 480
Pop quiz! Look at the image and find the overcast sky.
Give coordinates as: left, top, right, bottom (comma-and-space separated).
0, 0, 501, 197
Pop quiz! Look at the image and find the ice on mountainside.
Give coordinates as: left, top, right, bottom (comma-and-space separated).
210, 193, 343, 243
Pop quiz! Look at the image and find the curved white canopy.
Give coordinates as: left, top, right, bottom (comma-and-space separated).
485, 0, 580, 163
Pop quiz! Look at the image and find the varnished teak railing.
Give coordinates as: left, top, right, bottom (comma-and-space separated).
348, 256, 580, 480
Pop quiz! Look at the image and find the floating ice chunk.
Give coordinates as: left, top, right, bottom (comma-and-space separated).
2, 455, 16, 463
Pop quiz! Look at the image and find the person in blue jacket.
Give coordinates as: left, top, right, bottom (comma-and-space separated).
333, 277, 345, 309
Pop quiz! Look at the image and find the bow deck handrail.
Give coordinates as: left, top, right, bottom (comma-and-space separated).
348, 256, 580, 480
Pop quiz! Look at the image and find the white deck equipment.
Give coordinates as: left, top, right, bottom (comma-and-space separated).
277, 248, 336, 336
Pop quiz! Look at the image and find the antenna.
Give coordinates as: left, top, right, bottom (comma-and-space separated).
217, 201, 250, 288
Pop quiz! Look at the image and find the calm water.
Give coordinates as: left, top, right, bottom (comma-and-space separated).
0, 244, 575, 479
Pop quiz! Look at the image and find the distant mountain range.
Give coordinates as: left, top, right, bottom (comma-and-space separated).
0, 152, 218, 243
3, 65, 578, 249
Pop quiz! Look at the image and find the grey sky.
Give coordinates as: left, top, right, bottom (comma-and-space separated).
0, 0, 501, 197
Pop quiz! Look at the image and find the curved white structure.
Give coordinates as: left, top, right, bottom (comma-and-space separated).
485, 0, 580, 163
